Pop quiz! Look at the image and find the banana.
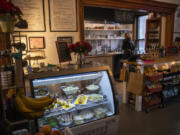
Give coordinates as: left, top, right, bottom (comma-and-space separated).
20, 95, 54, 110
35, 97, 50, 101
15, 88, 49, 119
22, 110, 44, 119
15, 95, 35, 113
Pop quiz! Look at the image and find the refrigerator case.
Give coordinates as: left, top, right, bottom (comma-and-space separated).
29, 66, 119, 135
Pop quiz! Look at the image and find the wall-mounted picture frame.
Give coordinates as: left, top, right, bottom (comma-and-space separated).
13, 35, 28, 54
29, 37, 45, 49
49, 0, 78, 32
56, 41, 72, 62
12, 0, 46, 32
57, 36, 73, 45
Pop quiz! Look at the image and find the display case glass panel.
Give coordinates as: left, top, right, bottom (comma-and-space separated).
31, 70, 115, 130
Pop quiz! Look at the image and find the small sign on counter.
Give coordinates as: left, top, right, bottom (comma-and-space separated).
56, 41, 71, 62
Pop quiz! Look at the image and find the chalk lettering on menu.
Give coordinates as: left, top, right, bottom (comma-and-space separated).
56, 41, 72, 62
114, 10, 135, 24
12, 0, 45, 31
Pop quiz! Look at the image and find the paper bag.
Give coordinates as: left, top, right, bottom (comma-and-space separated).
127, 72, 144, 95
120, 68, 126, 81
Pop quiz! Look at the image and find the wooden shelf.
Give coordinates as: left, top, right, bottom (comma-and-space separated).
146, 18, 161, 48
1, 85, 16, 90
85, 37, 125, 40
85, 29, 132, 31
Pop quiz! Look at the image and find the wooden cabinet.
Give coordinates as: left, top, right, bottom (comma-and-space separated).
145, 18, 161, 49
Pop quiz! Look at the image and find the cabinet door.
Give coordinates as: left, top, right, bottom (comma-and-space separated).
102, 57, 113, 70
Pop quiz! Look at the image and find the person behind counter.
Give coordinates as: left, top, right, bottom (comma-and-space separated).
122, 33, 135, 59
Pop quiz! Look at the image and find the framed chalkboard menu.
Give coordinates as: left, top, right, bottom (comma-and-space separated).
56, 41, 71, 63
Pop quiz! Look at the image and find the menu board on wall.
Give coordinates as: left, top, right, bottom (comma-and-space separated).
49, 0, 77, 32
12, 0, 46, 32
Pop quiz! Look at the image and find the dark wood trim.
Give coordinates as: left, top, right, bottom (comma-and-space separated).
79, 0, 177, 46
165, 13, 175, 46
132, 17, 136, 42
81, 0, 177, 13
122, 0, 177, 9
79, 0, 85, 41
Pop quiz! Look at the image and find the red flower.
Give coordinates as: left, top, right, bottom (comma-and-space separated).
0, 0, 22, 19
69, 41, 92, 54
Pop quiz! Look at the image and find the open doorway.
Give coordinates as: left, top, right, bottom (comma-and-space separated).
83, 6, 149, 55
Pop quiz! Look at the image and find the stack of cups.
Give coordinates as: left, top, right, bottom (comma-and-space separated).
1, 71, 12, 89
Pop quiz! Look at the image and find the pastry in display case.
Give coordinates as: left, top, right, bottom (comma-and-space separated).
28, 67, 118, 134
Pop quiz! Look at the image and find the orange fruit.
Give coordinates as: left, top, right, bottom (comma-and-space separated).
40, 125, 52, 135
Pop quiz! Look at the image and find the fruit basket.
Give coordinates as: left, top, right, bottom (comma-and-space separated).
146, 85, 162, 93
143, 96, 161, 107
145, 73, 163, 82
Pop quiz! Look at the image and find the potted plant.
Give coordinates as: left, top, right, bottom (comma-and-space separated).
68, 41, 92, 66
0, 0, 24, 33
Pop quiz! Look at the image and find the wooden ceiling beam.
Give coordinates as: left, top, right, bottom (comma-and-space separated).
81, 0, 177, 14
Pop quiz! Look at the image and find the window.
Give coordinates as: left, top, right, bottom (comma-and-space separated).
137, 15, 148, 54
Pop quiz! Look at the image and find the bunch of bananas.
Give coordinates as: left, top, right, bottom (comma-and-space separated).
15, 88, 54, 119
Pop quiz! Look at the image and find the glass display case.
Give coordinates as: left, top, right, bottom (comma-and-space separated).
29, 66, 118, 132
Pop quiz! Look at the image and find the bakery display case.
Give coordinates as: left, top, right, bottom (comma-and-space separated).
28, 66, 119, 134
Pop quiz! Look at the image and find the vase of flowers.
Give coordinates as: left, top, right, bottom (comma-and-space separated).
0, 0, 23, 33
68, 41, 92, 66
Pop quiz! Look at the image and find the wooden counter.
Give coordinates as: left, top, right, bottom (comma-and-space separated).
121, 55, 180, 66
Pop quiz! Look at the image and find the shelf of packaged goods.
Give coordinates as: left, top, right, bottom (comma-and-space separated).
85, 37, 125, 40
148, 38, 159, 40
162, 95, 180, 106
163, 71, 180, 78
44, 100, 109, 118
85, 29, 132, 31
